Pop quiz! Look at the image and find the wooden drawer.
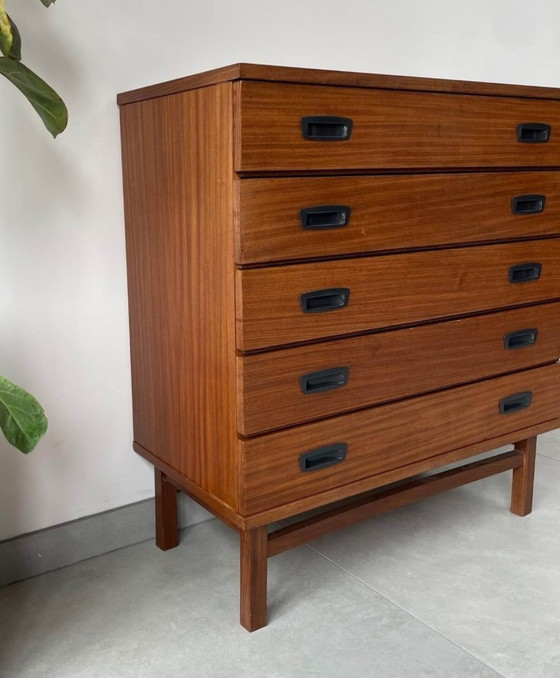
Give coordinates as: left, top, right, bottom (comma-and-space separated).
237, 302, 560, 436
236, 240, 560, 351
241, 363, 560, 514
236, 82, 560, 172
236, 172, 560, 264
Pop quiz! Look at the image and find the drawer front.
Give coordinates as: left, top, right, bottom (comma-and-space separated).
241, 364, 560, 514
236, 82, 560, 172
236, 172, 560, 264
236, 240, 560, 351
238, 302, 560, 436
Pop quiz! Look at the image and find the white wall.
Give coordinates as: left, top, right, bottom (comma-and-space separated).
1, 0, 559, 540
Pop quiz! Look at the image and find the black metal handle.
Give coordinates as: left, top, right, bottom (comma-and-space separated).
300, 288, 350, 313
511, 194, 546, 215
300, 205, 351, 230
300, 367, 349, 394
299, 443, 347, 472
508, 262, 542, 283
517, 123, 551, 143
499, 391, 533, 414
301, 116, 353, 141
504, 328, 538, 350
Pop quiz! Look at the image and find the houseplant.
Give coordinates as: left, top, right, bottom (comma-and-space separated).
0, 0, 67, 452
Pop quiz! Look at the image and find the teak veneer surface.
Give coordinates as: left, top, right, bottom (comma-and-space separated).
237, 302, 560, 435
242, 417, 560, 528
267, 450, 524, 557
236, 239, 560, 351
241, 364, 560, 514
236, 82, 560, 172
236, 172, 560, 264
118, 64, 560, 630
120, 83, 239, 510
117, 63, 560, 105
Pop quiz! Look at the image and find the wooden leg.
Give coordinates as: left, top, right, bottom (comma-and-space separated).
155, 468, 179, 550
240, 526, 268, 632
510, 436, 537, 517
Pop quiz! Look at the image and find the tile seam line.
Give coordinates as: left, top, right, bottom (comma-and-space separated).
304, 543, 507, 678
536, 452, 560, 463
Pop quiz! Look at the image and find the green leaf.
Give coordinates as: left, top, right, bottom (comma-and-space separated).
0, 0, 13, 57
0, 58, 67, 137
0, 376, 48, 454
39, 0, 56, 6
7, 15, 21, 61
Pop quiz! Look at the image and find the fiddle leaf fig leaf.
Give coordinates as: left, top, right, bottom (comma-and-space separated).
7, 14, 21, 60
0, 0, 13, 57
0, 57, 67, 136
0, 376, 48, 454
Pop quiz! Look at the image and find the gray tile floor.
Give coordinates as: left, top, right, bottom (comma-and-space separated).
1, 431, 559, 678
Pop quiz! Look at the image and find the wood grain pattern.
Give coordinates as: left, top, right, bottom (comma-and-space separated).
236, 82, 560, 172
268, 450, 523, 557
155, 469, 179, 551
236, 172, 560, 264
119, 64, 560, 631
120, 83, 239, 510
237, 303, 560, 435
134, 442, 244, 531
240, 527, 268, 632
236, 240, 560, 351
240, 364, 560, 514
117, 63, 560, 106
510, 436, 537, 516
243, 416, 560, 528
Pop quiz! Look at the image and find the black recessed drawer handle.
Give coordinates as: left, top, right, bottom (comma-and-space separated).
301, 116, 353, 141
504, 328, 538, 350
300, 205, 351, 230
511, 194, 546, 215
499, 391, 533, 414
508, 262, 542, 283
300, 367, 350, 395
517, 122, 551, 143
300, 287, 350, 313
299, 443, 347, 472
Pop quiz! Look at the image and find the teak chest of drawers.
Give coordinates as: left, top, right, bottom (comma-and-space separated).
118, 64, 560, 631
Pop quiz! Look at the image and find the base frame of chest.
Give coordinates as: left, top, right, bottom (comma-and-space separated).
146, 434, 537, 632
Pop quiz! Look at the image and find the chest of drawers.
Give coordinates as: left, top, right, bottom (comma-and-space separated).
118, 64, 560, 631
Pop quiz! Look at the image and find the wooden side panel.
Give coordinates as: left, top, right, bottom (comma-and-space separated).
240, 364, 560, 514
237, 239, 560, 351
236, 82, 560, 172
120, 83, 239, 510
237, 303, 560, 435
236, 172, 560, 264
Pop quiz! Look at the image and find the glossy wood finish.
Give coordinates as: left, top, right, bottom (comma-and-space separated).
119, 64, 560, 631
117, 63, 560, 106
511, 436, 537, 516
243, 416, 560, 529
155, 469, 179, 551
237, 302, 560, 435
240, 527, 268, 632
120, 83, 239, 510
241, 364, 560, 514
236, 172, 560, 264
268, 450, 524, 557
237, 240, 560, 351
135, 442, 244, 532
236, 82, 560, 172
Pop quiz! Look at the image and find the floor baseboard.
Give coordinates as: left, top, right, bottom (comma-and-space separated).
0, 494, 212, 587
